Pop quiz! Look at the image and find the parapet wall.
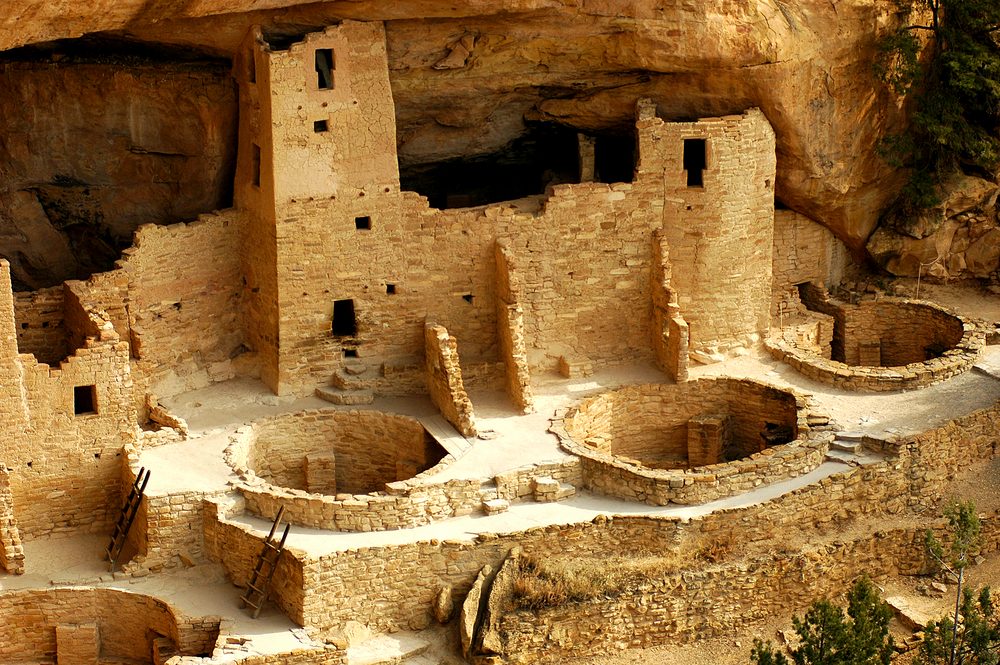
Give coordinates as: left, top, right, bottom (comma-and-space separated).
0, 587, 208, 663
13, 285, 69, 365
554, 379, 823, 505
281, 396, 1000, 637
770, 295, 984, 391
493, 518, 1000, 663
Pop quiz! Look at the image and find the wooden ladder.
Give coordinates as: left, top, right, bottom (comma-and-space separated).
240, 507, 290, 619
106, 466, 150, 573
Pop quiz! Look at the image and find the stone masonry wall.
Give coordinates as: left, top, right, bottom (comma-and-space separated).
770, 294, 984, 391
236, 21, 776, 395
494, 519, 1000, 664
840, 300, 965, 367
287, 395, 997, 637
494, 241, 533, 413
13, 285, 69, 366
203, 500, 307, 626
0, 468, 25, 574
425, 323, 477, 437
5, 288, 137, 538
771, 209, 849, 318
241, 409, 435, 496
235, 26, 281, 391
639, 101, 775, 358
564, 379, 799, 468
121, 211, 246, 398
0, 588, 182, 663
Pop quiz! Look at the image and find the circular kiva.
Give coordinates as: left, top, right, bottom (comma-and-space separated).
768, 298, 984, 392
0, 587, 213, 664
551, 378, 829, 506
224, 408, 472, 532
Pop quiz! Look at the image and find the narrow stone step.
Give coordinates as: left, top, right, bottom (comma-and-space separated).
332, 367, 380, 391
482, 498, 510, 515
315, 386, 375, 405
533, 477, 576, 502
825, 449, 860, 465
830, 439, 860, 453
347, 632, 430, 665
834, 431, 865, 442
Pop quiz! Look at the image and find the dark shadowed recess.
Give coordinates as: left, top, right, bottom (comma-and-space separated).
399, 122, 636, 209
0, 36, 237, 291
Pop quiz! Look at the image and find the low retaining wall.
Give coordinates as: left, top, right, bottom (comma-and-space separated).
0, 587, 216, 663
269, 397, 1000, 637
553, 379, 828, 505
772, 295, 984, 392
492, 518, 1000, 664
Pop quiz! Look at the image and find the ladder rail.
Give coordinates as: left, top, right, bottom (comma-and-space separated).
240, 509, 289, 618
106, 468, 150, 572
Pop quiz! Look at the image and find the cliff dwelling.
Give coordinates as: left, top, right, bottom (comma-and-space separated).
1, 5, 1000, 665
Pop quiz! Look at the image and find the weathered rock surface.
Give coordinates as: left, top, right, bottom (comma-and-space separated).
0, 47, 236, 289
867, 175, 1000, 279
0, 0, 911, 265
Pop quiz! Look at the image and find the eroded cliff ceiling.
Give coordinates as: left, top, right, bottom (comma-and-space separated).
0, 0, 916, 288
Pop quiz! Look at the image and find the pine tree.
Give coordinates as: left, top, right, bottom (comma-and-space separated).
750, 577, 893, 665
875, 0, 1000, 228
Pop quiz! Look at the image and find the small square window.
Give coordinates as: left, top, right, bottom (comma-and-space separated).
386, 283, 397, 295
314, 120, 329, 133
74, 385, 97, 416
354, 216, 372, 230
343, 348, 358, 358
462, 294, 474, 304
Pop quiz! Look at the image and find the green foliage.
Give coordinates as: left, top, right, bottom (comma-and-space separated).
926, 500, 981, 575
750, 577, 893, 665
876, 0, 1000, 217
919, 587, 1000, 665
751, 639, 790, 665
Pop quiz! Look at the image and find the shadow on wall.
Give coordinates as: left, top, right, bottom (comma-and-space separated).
0, 36, 238, 290
398, 122, 636, 209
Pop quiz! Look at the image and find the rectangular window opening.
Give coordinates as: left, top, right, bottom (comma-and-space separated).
462, 294, 474, 304
343, 348, 358, 358
354, 216, 371, 230
314, 119, 329, 133
683, 138, 707, 188
386, 283, 397, 295
74, 385, 97, 416
332, 299, 357, 337
251, 144, 261, 187
315, 48, 335, 90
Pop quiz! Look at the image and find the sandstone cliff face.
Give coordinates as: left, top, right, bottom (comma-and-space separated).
0, 51, 236, 289
0, 0, 918, 279
867, 175, 1000, 280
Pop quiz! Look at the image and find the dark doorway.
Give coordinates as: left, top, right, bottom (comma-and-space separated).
683, 138, 707, 187
332, 299, 357, 336
594, 133, 636, 184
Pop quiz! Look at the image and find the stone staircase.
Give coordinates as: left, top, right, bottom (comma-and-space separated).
825, 431, 887, 466
533, 475, 576, 502
315, 360, 377, 405
478, 480, 510, 515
